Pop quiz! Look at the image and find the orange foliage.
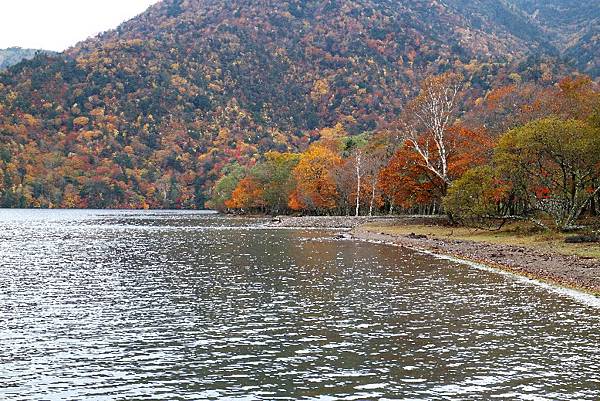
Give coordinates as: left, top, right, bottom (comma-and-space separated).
73, 116, 90, 127
225, 177, 265, 210
289, 145, 342, 212
379, 146, 442, 209
384, 124, 494, 207
446, 125, 495, 178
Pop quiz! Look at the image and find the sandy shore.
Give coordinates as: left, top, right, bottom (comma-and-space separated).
270, 216, 600, 295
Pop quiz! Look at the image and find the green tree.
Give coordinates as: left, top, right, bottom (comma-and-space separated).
207, 164, 245, 212
251, 152, 300, 215
443, 166, 507, 226
495, 117, 600, 230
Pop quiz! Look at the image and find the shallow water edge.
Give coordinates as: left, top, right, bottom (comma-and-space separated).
351, 228, 600, 303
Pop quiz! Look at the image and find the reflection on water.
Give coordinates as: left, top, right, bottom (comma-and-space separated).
0, 210, 599, 400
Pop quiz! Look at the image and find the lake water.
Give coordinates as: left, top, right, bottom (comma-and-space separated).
1, 210, 599, 400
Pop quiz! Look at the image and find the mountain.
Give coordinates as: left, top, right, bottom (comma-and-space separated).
0, 0, 597, 209
504, 0, 600, 75
0, 47, 54, 70
435, 0, 599, 75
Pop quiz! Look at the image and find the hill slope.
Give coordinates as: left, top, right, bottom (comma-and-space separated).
504, 0, 600, 75
0, 0, 596, 208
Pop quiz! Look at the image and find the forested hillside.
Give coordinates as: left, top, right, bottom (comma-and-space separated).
504, 0, 600, 75
0, 0, 597, 208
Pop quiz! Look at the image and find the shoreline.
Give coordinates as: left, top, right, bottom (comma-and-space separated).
269, 215, 447, 229
352, 227, 600, 297
353, 235, 600, 308
270, 216, 600, 297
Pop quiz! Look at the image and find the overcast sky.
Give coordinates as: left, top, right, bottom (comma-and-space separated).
0, 0, 161, 52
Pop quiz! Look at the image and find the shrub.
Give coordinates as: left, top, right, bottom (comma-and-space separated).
443, 166, 505, 225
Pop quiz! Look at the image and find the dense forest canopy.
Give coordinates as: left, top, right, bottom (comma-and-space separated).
0, 0, 598, 209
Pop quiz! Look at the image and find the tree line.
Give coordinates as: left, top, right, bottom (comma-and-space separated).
209, 73, 600, 231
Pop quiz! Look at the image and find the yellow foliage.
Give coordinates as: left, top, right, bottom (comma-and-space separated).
317, 123, 347, 150
81, 130, 101, 141
90, 108, 105, 117
73, 116, 90, 127
23, 114, 40, 128
311, 79, 330, 101
290, 145, 342, 211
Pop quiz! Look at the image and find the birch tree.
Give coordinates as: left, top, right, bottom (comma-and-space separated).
343, 134, 369, 217
364, 146, 389, 216
353, 148, 363, 217
403, 72, 463, 193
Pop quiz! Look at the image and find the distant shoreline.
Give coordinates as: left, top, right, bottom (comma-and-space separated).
268, 215, 447, 229
269, 216, 600, 296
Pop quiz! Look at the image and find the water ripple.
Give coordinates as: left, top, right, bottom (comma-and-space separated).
0, 210, 599, 400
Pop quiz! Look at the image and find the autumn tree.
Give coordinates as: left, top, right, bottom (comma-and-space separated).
443, 166, 509, 226
289, 145, 342, 213
463, 82, 548, 135
246, 152, 300, 214
208, 164, 246, 212
332, 157, 355, 215
343, 134, 369, 216
380, 123, 492, 214
464, 75, 600, 136
225, 177, 265, 211
378, 146, 443, 214
363, 145, 389, 216
551, 75, 600, 121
